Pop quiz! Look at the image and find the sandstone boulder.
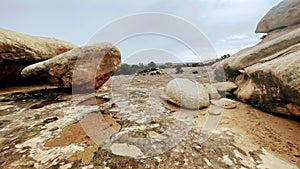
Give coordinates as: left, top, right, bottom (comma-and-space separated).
0, 28, 76, 86
256, 0, 300, 33
21, 43, 121, 92
165, 78, 209, 109
212, 24, 300, 116
212, 82, 237, 92
233, 43, 300, 116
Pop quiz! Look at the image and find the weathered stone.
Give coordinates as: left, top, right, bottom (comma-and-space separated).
165, 78, 209, 109
286, 103, 300, 116
0, 28, 75, 85
110, 143, 144, 158
210, 98, 236, 109
213, 24, 300, 75
212, 24, 300, 116
21, 43, 121, 92
203, 83, 221, 100
256, 0, 300, 33
233, 43, 300, 116
212, 82, 237, 92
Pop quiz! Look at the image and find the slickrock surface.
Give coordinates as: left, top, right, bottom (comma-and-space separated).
0, 67, 299, 168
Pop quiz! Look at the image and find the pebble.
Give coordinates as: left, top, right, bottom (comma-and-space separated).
222, 155, 234, 166
154, 156, 162, 163
49, 126, 59, 131
26, 131, 37, 137
212, 82, 237, 92
204, 158, 212, 166
194, 145, 201, 149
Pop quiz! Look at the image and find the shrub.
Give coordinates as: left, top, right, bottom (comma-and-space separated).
147, 61, 157, 68
114, 61, 159, 75
175, 65, 183, 74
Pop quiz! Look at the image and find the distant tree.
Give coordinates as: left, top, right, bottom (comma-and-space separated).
175, 65, 183, 74
138, 63, 144, 68
147, 61, 157, 68
131, 64, 139, 69
114, 63, 138, 75
164, 62, 173, 68
216, 54, 231, 63
220, 54, 231, 60
159, 65, 167, 69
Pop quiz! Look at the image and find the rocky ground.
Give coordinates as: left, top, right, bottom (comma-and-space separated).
1, 1, 299, 168
0, 67, 299, 169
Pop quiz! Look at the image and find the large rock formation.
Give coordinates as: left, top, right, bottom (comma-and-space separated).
0, 28, 76, 86
213, 2, 300, 116
256, 0, 300, 33
21, 43, 121, 92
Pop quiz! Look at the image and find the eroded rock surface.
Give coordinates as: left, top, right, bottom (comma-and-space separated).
21, 43, 121, 92
203, 83, 221, 100
213, 16, 300, 117
0, 28, 75, 85
0, 70, 299, 168
256, 0, 300, 33
212, 81, 238, 92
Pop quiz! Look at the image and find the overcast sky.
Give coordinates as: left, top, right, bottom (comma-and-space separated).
0, 0, 281, 64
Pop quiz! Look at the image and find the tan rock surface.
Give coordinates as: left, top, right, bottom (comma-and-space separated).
0, 28, 75, 84
165, 78, 209, 109
256, 0, 300, 33
203, 83, 221, 100
212, 25, 300, 116
220, 24, 300, 71
0, 69, 299, 168
234, 43, 300, 115
212, 81, 238, 92
21, 43, 121, 92
0, 28, 75, 61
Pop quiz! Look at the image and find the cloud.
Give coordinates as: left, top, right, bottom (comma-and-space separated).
217, 43, 257, 56
0, 0, 282, 63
